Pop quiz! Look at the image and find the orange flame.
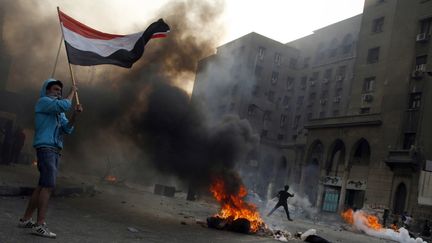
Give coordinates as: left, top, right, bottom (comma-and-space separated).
390, 224, 399, 232
341, 209, 383, 231
105, 175, 117, 182
210, 178, 264, 232
32, 160, 38, 166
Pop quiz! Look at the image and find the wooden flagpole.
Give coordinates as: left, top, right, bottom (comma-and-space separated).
51, 36, 63, 78
56, 6, 80, 105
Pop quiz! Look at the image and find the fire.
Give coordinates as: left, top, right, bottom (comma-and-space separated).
390, 224, 399, 232
104, 175, 117, 182
341, 209, 382, 230
32, 160, 37, 166
209, 178, 264, 232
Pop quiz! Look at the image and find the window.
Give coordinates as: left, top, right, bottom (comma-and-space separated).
271, 71, 279, 85
280, 114, 287, 128
403, 133, 416, 150
420, 18, 432, 34
286, 76, 295, 90
310, 72, 319, 81
293, 115, 301, 128
303, 57, 310, 68
309, 92, 317, 99
231, 84, 238, 95
367, 47, 380, 63
277, 134, 284, 140
229, 103, 235, 111
258, 47, 265, 60
307, 112, 313, 120
324, 68, 333, 80
416, 55, 428, 65
283, 96, 290, 105
289, 58, 297, 69
409, 92, 421, 109
252, 85, 260, 96
337, 66, 347, 79
301, 76, 307, 89
268, 90, 275, 102
254, 65, 263, 77
296, 96, 304, 105
261, 130, 268, 138
321, 90, 329, 98
319, 111, 326, 118
247, 104, 257, 116
363, 77, 375, 93
360, 107, 370, 114
274, 53, 282, 65
372, 17, 385, 33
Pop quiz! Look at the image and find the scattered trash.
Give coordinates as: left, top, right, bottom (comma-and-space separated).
127, 227, 139, 233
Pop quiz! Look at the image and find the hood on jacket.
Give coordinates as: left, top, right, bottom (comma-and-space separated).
40, 78, 63, 98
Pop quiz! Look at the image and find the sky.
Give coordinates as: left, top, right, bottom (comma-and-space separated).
53, 0, 365, 45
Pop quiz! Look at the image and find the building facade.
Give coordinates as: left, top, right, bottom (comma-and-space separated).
192, 0, 432, 219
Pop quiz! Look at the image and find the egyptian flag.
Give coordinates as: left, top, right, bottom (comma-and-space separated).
58, 9, 170, 68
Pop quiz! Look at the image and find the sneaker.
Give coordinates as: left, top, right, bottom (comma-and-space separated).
32, 223, 56, 238
18, 218, 36, 228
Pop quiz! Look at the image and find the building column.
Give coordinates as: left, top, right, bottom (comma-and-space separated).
315, 169, 326, 209
338, 165, 349, 212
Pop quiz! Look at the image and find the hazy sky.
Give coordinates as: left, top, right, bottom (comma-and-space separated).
54, 0, 365, 45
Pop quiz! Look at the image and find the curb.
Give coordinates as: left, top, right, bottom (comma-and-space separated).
0, 185, 96, 197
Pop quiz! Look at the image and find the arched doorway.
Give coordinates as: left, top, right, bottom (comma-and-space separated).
345, 138, 371, 209
393, 183, 407, 215
304, 140, 323, 206
322, 139, 346, 212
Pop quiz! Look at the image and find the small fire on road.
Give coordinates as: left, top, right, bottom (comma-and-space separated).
209, 178, 264, 233
104, 175, 117, 183
341, 208, 426, 243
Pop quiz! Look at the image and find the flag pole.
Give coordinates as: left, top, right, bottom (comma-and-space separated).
51, 36, 63, 78
56, 6, 80, 105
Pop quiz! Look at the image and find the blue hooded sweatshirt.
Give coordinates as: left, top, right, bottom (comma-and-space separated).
33, 78, 74, 149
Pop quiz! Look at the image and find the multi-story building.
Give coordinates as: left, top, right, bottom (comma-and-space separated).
193, 0, 432, 220
303, 0, 432, 219
192, 32, 300, 198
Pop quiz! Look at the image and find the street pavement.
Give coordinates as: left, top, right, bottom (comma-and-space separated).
0, 164, 396, 243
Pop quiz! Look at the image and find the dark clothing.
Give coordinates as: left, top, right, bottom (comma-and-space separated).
267, 202, 291, 220
267, 189, 294, 221
277, 190, 294, 203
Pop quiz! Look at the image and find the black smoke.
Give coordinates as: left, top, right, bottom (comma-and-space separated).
1, 0, 259, 192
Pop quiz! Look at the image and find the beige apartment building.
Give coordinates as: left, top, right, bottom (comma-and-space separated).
194, 0, 432, 219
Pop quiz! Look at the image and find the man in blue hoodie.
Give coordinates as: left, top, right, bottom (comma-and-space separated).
18, 78, 82, 238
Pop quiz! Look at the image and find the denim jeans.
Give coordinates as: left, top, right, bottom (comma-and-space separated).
36, 147, 60, 188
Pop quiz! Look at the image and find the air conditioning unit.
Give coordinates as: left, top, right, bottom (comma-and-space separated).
412, 70, 424, 79
336, 76, 344, 81
416, 33, 429, 42
415, 64, 426, 72
362, 94, 374, 102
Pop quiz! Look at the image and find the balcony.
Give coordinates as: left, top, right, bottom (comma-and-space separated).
385, 150, 419, 171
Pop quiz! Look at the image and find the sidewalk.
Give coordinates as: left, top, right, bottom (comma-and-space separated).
0, 164, 96, 197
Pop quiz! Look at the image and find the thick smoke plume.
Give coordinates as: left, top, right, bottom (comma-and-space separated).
1, 0, 259, 191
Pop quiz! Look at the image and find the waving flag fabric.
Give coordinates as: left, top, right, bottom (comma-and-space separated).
58, 10, 170, 68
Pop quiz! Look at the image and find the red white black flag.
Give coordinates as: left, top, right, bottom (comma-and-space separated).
58, 9, 170, 68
